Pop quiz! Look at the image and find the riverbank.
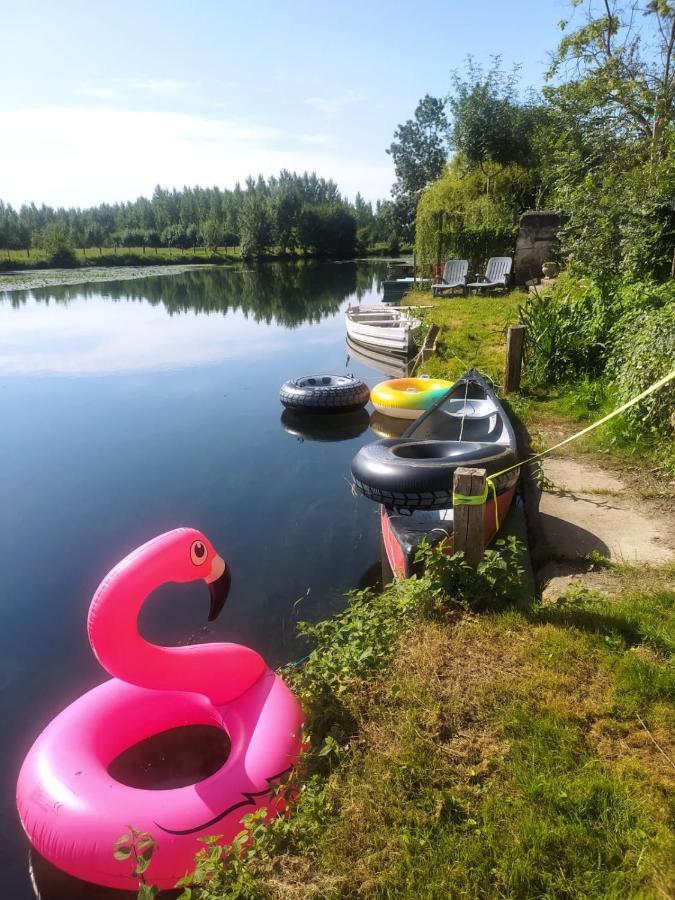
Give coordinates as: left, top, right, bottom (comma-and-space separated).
0, 243, 399, 276
176, 548, 674, 899
170, 286, 674, 899
0, 264, 214, 293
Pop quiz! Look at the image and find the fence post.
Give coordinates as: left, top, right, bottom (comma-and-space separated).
504, 324, 526, 394
453, 467, 486, 567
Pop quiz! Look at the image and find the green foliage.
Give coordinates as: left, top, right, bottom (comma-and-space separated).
543, 2, 675, 281
35, 223, 76, 266
178, 563, 675, 899
200, 217, 223, 252
387, 94, 449, 238
518, 274, 610, 384
414, 535, 525, 612
449, 57, 546, 172
520, 273, 675, 447
609, 301, 675, 437
113, 827, 158, 896
0, 171, 364, 261
170, 542, 526, 898
238, 193, 273, 258
414, 157, 525, 270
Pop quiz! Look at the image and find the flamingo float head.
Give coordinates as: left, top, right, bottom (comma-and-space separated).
166, 527, 231, 620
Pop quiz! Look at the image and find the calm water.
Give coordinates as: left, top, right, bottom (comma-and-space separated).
0, 260, 405, 899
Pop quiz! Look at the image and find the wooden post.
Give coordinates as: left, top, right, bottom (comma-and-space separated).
453, 467, 486, 566
504, 324, 526, 394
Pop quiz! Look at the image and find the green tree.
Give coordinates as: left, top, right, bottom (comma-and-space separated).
387, 95, 449, 238
239, 193, 273, 258
448, 58, 546, 193
38, 223, 76, 265
544, 0, 675, 279
200, 217, 223, 253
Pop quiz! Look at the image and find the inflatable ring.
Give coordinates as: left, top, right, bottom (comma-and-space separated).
17, 529, 303, 890
370, 378, 454, 420
352, 439, 518, 510
280, 374, 370, 413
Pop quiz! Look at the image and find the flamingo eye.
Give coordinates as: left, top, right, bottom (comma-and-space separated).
190, 540, 207, 566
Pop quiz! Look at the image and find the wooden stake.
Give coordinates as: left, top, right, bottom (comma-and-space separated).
453, 467, 486, 566
504, 325, 526, 394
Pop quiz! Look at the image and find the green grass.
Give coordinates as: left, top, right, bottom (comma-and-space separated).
0, 242, 400, 271
511, 379, 675, 477
404, 287, 675, 475
0, 246, 239, 269
406, 288, 522, 385
174, 553, 674, 900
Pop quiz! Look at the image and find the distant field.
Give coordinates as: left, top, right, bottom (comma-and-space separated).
1, 243, 397, 269
1, 246, 239, 266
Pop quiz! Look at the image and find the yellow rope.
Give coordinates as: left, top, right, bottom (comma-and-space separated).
454, 368, 675, 533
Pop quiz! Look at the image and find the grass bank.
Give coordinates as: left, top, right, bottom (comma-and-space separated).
0, 243, 399, 272
405, 287, 674, 478
1, 247, 236, 271
173, 546, 674, 899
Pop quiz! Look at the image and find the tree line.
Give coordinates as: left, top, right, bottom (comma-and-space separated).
0, 171, 401, 262
388, 2, 675, 282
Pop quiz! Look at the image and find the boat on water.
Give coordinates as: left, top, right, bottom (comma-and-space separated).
351, 370, 520, 578
345, 305, 422, 352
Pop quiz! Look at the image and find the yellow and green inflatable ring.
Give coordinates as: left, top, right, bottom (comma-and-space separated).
370, 377, 454, 420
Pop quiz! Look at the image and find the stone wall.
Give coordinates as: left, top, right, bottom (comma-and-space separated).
513, 210, 561, 285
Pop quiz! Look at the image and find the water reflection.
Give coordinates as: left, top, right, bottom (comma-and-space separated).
0, 262, 387, 377
345, 337, 411, 378
1, 261, 390, 899
1, 261, 378, 329
280, 407, 370, 442
369, 410, 410, 439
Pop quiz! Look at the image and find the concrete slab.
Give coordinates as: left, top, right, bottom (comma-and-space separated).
537, 456, 674, 565
544, 458, 625, 494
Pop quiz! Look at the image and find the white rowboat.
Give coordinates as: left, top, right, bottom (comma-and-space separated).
345, 305, 423, 352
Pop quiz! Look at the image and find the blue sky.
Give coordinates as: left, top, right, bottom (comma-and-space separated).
0, 0, 568, 208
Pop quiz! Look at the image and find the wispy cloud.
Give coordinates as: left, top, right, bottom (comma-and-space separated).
75, 77, 192, 100
78, 86, 119, 99
0, 106, 394, 207
304, 90, 368, 116
114, 77, 192, 94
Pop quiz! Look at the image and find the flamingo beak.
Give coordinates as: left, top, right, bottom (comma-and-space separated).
205, 555, 230, 621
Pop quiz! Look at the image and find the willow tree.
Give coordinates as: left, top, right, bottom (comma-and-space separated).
415, 157, 535, 271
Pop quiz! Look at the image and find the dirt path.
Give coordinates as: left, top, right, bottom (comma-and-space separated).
522, 419, 675, 598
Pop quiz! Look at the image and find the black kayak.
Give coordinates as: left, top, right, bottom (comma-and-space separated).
351, 369, 520, 577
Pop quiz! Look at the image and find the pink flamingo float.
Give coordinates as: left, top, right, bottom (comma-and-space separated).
16, 528, 304, 890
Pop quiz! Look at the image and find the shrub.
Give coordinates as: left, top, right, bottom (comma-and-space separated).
609, 302, 675, 437
519, 274, 610, 385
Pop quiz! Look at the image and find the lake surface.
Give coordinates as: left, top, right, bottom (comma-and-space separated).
0, 260, 407, 899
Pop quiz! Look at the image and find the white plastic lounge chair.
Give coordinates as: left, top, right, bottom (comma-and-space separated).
466, 257, 512, 295
431, 259, 469, 297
